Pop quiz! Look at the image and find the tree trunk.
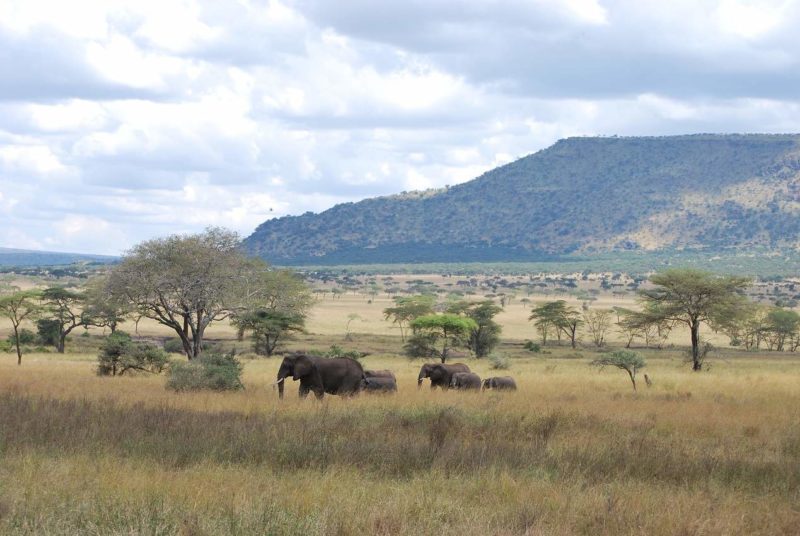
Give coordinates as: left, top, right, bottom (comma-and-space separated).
57, 332, 66, 354
13, 324, 21, 365
690, 319, 701, 371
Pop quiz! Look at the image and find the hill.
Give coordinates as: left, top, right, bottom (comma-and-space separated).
0, 247, 117, 267
243, 134, 800, 264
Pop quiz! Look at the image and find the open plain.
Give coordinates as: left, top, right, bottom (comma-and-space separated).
1, 284, 799, 535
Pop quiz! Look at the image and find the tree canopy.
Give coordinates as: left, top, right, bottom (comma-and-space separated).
636, 268, 750, 370
107, 227, 269, 359
409, 313, 478, 363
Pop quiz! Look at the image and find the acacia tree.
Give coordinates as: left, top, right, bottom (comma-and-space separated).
383, 295, 435, 341
41, 287, 88, 353
764, 308, 800, 351
529, 300, 581, 347
83, 275, 130, 333
408, 313, 477, 363
107, 228, 263, 360
583, 309, 611, 348
0, 289, 40, 364
448, 300, 503, 358
636, 269, 750, 371
232, 269, 312, 356
592, 350, 646, 391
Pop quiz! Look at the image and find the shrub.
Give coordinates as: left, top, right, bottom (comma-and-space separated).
163, 338, 185, 354
36, 319, 61, 347
97, 331, 170, 377
0, 340, 12, 353
523, 340, 541, 353
489, 353, 511, 370
7, 328, 36, 346
324, 344, 364, 360
403, 332, 438, 359
166, 351, 244, 392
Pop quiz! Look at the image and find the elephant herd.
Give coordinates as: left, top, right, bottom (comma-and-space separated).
275, 352, 516, 400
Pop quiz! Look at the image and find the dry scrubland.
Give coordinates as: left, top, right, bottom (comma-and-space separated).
1, 287, 800, 534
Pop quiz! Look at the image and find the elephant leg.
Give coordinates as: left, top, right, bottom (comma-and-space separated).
299, 383, 311, 398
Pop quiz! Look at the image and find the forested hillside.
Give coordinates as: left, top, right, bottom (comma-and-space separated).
244, 134, 800, 264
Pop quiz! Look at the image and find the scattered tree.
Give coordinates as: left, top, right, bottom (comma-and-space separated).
528, 300, 582, 348
232, 310, 305, 357
408, 314, 477, 363
583, 309, 611, 348
0, 289, 40, 365
448, 300, 503, 357
96, 331, 169, 376
383, 295, 435, 341
635, 269, 750, 370
107, 228, 264, 360
592, 350, 646, 391
40, 287, 88, 353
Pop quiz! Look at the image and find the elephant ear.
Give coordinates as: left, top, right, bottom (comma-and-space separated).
293, 356, 313, 379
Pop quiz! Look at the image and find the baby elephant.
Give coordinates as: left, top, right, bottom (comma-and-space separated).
360, 376, 398, 393
450, 372, 482, 390
364, 369, 396, 381
482, 376, 517, 391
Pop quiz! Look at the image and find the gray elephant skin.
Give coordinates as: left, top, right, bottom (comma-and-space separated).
450, 372, 482, 390
364, 369, 396, 381
417, 363, 471, 389
360, 376, 398, 393
276, 353, 364, 399
482, 376, 517, 391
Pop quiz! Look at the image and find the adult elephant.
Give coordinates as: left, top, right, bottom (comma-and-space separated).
417, 363, 470, 390
450, 372, 481, 390
482, 376, 517, 391
276, 353, 364, 399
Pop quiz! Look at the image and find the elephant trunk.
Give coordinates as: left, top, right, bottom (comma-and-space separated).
276, 375, 286, 399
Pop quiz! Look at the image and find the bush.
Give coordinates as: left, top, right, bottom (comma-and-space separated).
523, 340, 541, 353
324, 345, 364, 360
0, 340, 12, 353
7, 328, 36, 346
489, 353, 511, 370
163, 338, 185, 354
97, 331, 170, 377
403, 332, 438, 359
36, 319, 61, 347
166, 351, 244, 392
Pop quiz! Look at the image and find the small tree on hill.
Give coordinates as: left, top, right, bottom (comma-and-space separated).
408, 314, 477, 363
592, 350, 646, 391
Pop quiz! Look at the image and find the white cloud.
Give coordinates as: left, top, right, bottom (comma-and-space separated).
1, 0, 799, 255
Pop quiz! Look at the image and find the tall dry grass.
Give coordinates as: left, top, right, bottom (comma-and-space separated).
2, 347, 800, 534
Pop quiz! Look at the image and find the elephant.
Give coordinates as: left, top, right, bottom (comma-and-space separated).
417, 363, 471, 390
364, 369, 397, 381
276, 353, 364, 399
450, 372, 482, 390
360, 376, 398, 393
481, 376, 517, 391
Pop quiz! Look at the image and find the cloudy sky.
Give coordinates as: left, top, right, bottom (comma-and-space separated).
1, 0, 799, 254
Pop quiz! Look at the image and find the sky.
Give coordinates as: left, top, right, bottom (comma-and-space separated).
1, 0, 800, 255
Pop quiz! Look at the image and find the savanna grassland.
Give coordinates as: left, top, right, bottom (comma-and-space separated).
1, 279, 800, 535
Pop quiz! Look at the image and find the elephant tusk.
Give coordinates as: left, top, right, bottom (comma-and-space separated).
271, 377, 286, 390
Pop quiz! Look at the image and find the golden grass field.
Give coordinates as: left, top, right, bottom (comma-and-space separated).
1, 286, 799, 535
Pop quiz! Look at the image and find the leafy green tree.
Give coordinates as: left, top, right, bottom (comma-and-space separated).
448, 300, 502, 357
408, 313, 478, 363
41, 287, 88, 353
107, 228, 265, 360
0, 289, 41, 365
636, 269, 750, 370
528, 300, 582, 348
383, 295, 435, 341
764, 308, 800, 351
592, 350, 646, 391
96, 331, 169, 376
83, 276, 131, 334
232, 310, 305, 357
